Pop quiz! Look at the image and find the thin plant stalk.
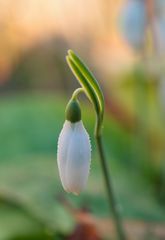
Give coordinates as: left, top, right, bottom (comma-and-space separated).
66, 50, 127, 240
95, 132, 126, 240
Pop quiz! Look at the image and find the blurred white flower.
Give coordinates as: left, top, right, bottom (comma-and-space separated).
119, 0, 147, 50
57, 120, 91, 195
119, 0, 165, 54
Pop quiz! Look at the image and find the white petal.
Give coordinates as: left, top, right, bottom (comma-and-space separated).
57, 120, 73, 191
57, 120, 91, 195
65, 121, 91, 195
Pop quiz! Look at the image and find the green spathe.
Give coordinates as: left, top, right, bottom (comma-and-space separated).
65, 99, 81, 122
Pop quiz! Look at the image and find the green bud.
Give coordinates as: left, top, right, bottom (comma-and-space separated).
65, 99, 81, 122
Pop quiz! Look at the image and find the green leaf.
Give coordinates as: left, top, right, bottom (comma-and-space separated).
68, 50, 104, 118
66, 56, 100, 115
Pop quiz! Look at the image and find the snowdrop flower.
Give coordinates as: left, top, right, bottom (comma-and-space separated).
119, 0, 147, 50
57, 99, 91, 195
119, 0, 165, 53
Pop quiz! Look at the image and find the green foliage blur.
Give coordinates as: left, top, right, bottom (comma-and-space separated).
0, 87, 164, 239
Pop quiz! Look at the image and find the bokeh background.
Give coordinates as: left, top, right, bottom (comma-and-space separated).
0, 0, 165, 239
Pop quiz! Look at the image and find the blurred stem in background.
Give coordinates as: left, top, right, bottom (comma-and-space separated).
96, 134, 126, 240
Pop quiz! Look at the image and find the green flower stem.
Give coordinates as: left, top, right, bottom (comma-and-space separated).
95, 132, 126, 240
66, 50, 126, 240
71, 88, 84, 100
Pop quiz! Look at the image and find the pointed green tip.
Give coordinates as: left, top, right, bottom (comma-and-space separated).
68, 49, 74, 56
65, 99, 81, 123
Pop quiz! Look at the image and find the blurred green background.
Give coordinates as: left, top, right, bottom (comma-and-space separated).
0, 0, 165, 239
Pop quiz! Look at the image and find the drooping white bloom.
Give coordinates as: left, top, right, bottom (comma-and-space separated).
119, 0, 165, 54
119, 0, 165, 53
57, 120, 91, 195
119, 0, 147, 50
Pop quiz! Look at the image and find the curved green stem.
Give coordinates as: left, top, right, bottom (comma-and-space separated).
66, 49, 126, 240
95, 132, 126, 240
71, 88, 84, 100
